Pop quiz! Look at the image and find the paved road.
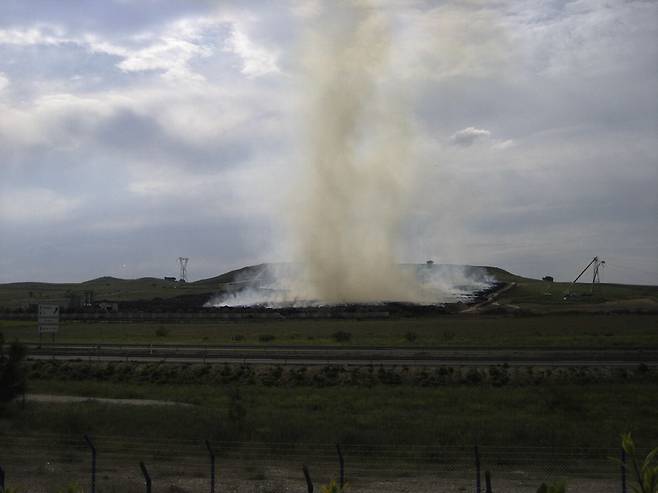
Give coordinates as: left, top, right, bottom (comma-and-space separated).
23, 343, 658, 367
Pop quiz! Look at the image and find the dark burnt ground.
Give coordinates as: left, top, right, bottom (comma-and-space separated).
105, 282, 506, 317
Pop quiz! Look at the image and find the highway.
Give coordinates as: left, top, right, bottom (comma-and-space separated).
22, 343, 658, 367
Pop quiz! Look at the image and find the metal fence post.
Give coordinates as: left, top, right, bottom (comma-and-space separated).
474, 445, 481, 493
485, 470, 492, 493
140, 461, 152, 493
0, 464, 5, 491
621, 448, 627, 493
336, 443, 345, 489
302, 464, 313, 493
205, 440, 216, 493
84, 434, 96, 493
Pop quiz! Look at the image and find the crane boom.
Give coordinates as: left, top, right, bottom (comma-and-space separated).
566, 256, 599, 297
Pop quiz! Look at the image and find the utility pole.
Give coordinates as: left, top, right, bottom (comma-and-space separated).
178, 257, 189, 282
591, 257, 605, 293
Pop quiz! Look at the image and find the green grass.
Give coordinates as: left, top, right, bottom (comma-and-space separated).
498, 280, 658, 310
5, 380, 657, 449
2, 314, 657, 347
0, 277, 216, 309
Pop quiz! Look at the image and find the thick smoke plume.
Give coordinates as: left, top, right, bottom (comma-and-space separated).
292, 2, 420, 303
206, 2, 494, 308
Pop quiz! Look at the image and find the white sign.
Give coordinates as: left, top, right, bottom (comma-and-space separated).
38, 304, 60, 334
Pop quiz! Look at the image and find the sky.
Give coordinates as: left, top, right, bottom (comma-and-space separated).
0, 0, 656, 285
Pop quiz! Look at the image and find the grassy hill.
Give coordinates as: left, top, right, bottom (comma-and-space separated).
0, 263, 655, 311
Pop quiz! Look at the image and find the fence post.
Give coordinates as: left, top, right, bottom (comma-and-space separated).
474, 445, 481, 493
0, 464, 5, 491
140, 461, 152, 493
336, 443, 345, 489
205, 440, 216, 493
302, 464, 313, 493
83, 434, 96, 493
621, 448, 627, 493
485, 470, 492, 493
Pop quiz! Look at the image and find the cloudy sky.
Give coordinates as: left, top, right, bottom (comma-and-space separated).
0, 0, 656, 285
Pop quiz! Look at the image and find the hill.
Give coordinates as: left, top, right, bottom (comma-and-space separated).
0, 263, 655, 312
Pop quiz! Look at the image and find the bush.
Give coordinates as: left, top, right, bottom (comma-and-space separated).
155, 326, 169, 337
536, 481, 566, 493
0, 340, 27, 403
231, 334, 245, 342
258, 334, 275, 343
332, 331, 352, 343
404, 331, 418, 343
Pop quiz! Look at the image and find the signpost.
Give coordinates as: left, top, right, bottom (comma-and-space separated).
38, 304, 59, 343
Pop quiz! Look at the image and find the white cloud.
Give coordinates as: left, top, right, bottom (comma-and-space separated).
0, 24, 69, 46
450, 127, 491, 146
492, 139, 515, 151
224, 25, 279, 77
0, 18, 227, 82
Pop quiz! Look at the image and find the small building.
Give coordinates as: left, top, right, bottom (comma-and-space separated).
542, 276, 554, 283
164, 276, 176, 282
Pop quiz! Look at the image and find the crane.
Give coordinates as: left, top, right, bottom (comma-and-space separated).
564, 256, 605, 299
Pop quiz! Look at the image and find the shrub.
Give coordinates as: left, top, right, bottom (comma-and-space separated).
332, 331, 352, 343
0, 341, 27, 403
231, 334, 245, 342
258, 334, 275, 343
536, 481, 566, 493
404, 331, 418, 343
443, 330, 456, 341
155, 326, 169, 337
465, 368, 483, 384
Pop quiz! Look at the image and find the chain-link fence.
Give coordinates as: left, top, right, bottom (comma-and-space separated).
1, 433, 629, 492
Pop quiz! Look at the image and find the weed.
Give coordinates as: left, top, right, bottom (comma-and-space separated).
612, 432, 658, 493
332, 331, 352, 343
536, 481, 566, 493
404, 331, 418, 342
443, 330, 456, 341
155, 326, 169, 337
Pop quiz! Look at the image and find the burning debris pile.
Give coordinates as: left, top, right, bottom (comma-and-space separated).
204, 263, 496, 309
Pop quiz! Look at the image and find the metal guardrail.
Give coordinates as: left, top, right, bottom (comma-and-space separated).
20, 343, 658, 366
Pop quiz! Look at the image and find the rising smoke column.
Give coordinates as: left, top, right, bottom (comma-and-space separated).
293, 2, 421, 303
